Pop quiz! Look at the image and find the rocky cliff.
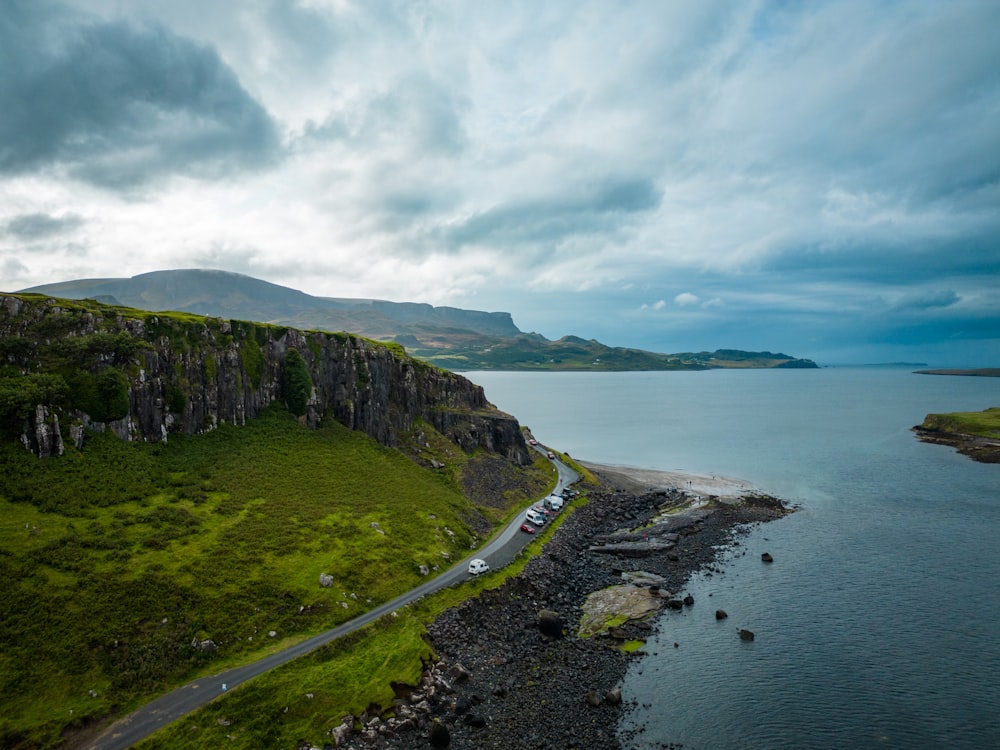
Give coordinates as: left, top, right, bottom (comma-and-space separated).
0, 294, 530, 465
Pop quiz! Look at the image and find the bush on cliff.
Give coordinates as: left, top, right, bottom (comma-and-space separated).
283, 347, 313, 417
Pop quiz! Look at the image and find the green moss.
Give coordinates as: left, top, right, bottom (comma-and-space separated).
240, 338, 265, 390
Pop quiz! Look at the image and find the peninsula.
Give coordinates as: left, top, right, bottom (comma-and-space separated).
913, 407, 1000, 463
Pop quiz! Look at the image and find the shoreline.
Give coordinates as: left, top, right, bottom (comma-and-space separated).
332, 462, 790, 749
578, 460, 758, 500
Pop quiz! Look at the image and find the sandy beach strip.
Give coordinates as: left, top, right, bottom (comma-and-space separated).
579, 460, 756, 501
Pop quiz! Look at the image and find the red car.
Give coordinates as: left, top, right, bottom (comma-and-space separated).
519, 523, 536, 534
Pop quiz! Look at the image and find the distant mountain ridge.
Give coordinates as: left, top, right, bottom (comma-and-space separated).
20, 269, 519, 338
18, 269, 818, 371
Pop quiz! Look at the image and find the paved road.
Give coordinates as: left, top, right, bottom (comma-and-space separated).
85, 450, 579, 750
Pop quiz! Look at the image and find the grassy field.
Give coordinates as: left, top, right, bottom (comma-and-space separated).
0, 407, 553, 748
138, 493, 579, 749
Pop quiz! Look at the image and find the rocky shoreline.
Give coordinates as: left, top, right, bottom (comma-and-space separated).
912, 424, 1000, 463
314, 466, 791, 749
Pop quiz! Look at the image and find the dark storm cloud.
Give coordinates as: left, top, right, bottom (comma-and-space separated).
891, 290, 960, 312
0, 0, 280, 189
5, 212, 84, 239
442, 176, 661, 248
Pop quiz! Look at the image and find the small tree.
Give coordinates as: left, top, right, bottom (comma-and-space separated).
91, 369, 131, 423
283, 348, 313, 417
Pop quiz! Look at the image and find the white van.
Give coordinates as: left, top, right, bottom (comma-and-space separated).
468, 559, 490, 575
525, 508, 546, 526
544, 495, 564, 511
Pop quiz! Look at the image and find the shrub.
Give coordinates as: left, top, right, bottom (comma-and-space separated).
283, 348, 313, 417
91, 369, 131, 423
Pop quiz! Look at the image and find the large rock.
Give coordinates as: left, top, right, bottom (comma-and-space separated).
537, 609, 565, 638
428, 719, 451, 747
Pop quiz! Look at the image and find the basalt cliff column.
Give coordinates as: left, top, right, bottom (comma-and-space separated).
1, 295, 530, 465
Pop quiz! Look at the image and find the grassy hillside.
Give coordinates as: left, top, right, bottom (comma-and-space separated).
0, 407, 551, 748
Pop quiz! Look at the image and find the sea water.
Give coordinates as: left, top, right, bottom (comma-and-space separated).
464, 368, 1000, 749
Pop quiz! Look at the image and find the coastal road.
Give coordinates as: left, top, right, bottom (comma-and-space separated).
85, 449, 579, 750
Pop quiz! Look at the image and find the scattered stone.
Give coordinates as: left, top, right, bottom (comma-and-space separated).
739, 628, 756, 641
585, 690, 603, 707
319, 573, 334, 587
761, 552, 774, 563
446, 663, 472, 684
683, 594, 694, 606
606, 687, 623, 705
715, 609, 728, 620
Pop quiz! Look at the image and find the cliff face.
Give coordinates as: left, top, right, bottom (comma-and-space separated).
1, 294, 530, 465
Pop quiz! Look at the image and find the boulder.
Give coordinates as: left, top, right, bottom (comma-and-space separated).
537, 609, 565, 638
446, 663, 472, 684
319, 573, 334, 588
584, 690, 603, 707
606, 687, 623, 705
761, 552, 774, 563
428, 719, 451, 747
683, 594, 694, 606
739, 628, 755, 641
715, 609, 728, 620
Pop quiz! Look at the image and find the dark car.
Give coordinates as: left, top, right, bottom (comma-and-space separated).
519, 523, 536, 534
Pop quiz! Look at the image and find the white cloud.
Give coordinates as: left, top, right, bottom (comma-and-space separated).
1, 0, 998, 364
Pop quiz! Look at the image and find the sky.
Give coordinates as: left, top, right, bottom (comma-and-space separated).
1, 0, 998, 366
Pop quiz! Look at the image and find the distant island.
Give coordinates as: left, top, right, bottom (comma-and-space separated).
914, 369, 1000, 377
17, 269, 818, 372
913, 407, 1000, 463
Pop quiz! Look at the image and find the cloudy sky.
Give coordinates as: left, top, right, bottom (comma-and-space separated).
2, 0, 998, 365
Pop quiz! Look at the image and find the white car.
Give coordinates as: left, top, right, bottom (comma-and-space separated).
468, 558, 490, 575
525, 508, 546, 526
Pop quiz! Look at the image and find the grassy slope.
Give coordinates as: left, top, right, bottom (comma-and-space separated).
139, 486, 583, 750
0, 408, 552, 748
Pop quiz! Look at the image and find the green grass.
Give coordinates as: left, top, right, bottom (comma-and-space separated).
138, 492, 585, 750
0, 406, 546, 749
922, 407, 1000, 438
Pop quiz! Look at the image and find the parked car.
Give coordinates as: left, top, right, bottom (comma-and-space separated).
547, 451, 555, 459
528, 438, 538, 446
525, 508, 546, 526
519, 523, 536, 534
468, 559, 490, 575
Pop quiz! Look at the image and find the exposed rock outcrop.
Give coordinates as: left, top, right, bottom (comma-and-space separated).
1, 295, 530, 465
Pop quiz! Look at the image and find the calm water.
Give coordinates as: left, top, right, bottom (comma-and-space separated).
465, 368, 1000, 750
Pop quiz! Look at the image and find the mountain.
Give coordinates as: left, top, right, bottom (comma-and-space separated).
18, 269, 818, 370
